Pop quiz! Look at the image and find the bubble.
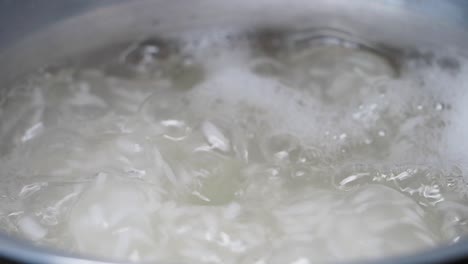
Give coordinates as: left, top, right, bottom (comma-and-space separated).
161, 119, 191, 141
261, 134, 301, 165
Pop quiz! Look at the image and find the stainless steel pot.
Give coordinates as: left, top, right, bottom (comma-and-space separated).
0, 0, 467, 263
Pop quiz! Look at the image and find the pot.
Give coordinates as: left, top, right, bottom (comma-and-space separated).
0, 0, 467, 263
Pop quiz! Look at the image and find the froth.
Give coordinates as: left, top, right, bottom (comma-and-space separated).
1, 31, 468, 263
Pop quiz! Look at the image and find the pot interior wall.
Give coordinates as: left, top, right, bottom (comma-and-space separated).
1, 0, 468, 87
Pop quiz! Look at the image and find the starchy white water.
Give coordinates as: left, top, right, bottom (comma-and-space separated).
1, 32, 468, 263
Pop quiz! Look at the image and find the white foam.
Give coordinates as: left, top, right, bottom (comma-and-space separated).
0, 33, 468, 263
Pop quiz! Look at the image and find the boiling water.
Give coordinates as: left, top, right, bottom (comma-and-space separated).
1, 32, 468, 263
